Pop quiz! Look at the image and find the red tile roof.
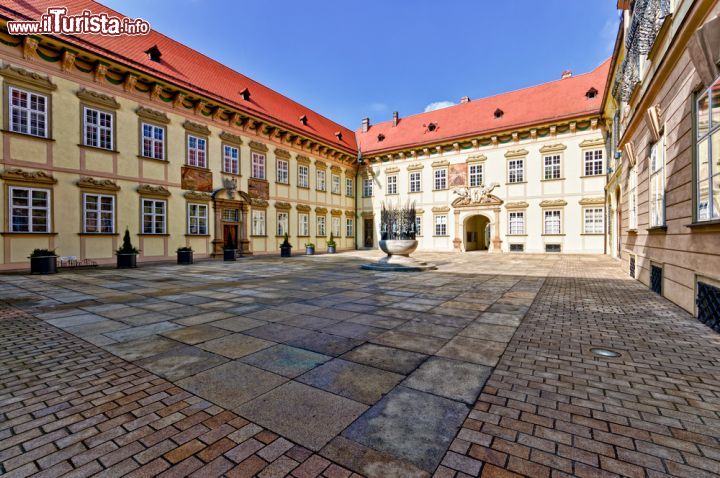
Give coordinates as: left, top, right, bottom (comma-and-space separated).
358, 59, 611, 155
0, 0, 357, 153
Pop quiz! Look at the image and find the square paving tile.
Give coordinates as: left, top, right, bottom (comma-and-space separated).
279, 314, 339, 330
160, 324, 230, 345
47, 313, 106, 328
210, 316, 266, 332
346, 314, 406, 330
240, 344, 331, 378
177, 361, 287, 409
321, 322, 385, 340
460, 322, 517, 342
475, 312, 522, 326
120, 312, 175, 326
104, 321, 182, 342
436, 336, 507, 366
236, 381, 367, 451
341, 343, 428, 374
286, 332, 363, 356
297, 358, 403, 405
244, 323, 314, 343
104, 335, 184, 361
371, 330, 447, 355
198, 333, 275, 359
396, 320, 460, 339
342, 386, 468, 472
135, 346, 228, 381
402, 357, 492, 404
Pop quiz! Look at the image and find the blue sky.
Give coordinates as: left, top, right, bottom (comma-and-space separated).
103, 0, 620, 130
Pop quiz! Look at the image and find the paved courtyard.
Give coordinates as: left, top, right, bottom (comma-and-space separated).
1, 252, 719, 477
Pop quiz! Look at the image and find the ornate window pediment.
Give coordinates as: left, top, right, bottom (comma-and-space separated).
249, 140, 268, 152
184, 191, 212, 201
274, 148, 291, 160
77, 88, 120, 109
77, 177, 120, 191
504, 149, 528, 159
0, 64, 56, 91
407, 163, 424, 171
539, 199, 567, 207
466, 154, 487, 163
219, 131, 243, 145
296, 204, 311, 212
182, 120, 210, 136
296, 155, 311, 165
539, 144, 567, 154
384, 166, 400, 174
505, 201, 529, 209
579, 197, 605, 206
275, 201, 292, 210
315, 207, 328, 215
1, 168, 57, 185
579, 138, 605, 148
331, 209, 343, 216
136, 106, 169, 124
137, 184, 171, 197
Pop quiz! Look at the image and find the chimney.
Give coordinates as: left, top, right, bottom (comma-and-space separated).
561, 70, 572, 79
392, 111, 399, 127
460, 96, 471, 104
361, 117, 370, 133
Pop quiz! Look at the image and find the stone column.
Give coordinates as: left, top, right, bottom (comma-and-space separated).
453, 210, 462, 251
211, 202, 224, 257
492, 207, 502, 253
239, 204, 252, 255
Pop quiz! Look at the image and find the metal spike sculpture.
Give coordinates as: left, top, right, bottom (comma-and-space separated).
380, 201, 416, 241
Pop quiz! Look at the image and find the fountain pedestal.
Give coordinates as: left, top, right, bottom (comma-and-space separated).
361, 240, 436, 272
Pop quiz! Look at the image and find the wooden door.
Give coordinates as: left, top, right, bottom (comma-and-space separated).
363, 219, 373, 247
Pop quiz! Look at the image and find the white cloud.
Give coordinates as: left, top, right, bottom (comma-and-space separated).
424, 101, 455, 112
368, 102, 387, 112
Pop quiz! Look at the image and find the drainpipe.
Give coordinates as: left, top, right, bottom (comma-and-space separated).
354, 137, 363, 250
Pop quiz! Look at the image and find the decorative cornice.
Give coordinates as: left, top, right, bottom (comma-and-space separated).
361, 211, 374, 218
466, 154, 487, 163
315, 160, 327, 169
137, 184, 171, 197
296, 204, 311, 212
275, 201, 292, 210
505, 201, 529, 209
296, 155, 311, 165
77, 177, 120, 191
219, 131, 243, 145
315, 207, 328, 215
431, 160, 450, 168
1, 168, 57, 185
330, 165, 342, 173
504, 149, 529, 159
274, 148, 291, 160
331, 209, 343, 216
579, 138, 605, 148
407, 163, 424, 171
539, 144, 567, 154
415, 208, 425, 214
0, 64, 56, 91
432, 206, 451, 213
384, 166, 400, 174
579, 197, 605, 206
136, 106, 169, 124
624, 141, 637, 167
184, 191, 212, 201
249, 140, 268, 152
183, 120, 210, 136
77, 88, 120, 109
645, 105, 663, 143
250, 198, 269, 208
345, 210, 355, 217
539, 199, 567, 207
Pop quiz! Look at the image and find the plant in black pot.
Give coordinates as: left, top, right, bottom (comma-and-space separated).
305, 242, 315, 255
177, 246, 193, 265
280, 233, 292, 257
29, 248, 58, 274
327, 233, 336, 254
116, 228, 139, 268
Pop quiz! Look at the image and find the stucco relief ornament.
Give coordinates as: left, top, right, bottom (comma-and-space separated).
223, 177, 237, 199
452, 182, 500, 207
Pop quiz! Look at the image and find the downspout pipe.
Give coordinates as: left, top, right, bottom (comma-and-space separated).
354, 137, 363, 250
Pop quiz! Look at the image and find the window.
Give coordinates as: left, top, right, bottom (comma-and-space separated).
83, 107, 113, 150
141, 123, 164, 160
545, 244, 562, 253
277, 212, 289, 236
409, 171, 421, 193
142, 199, 166, 234
332, 216, 341, 237
298, 213, 309, 236
543, 155, 561, 180
434, 169, 447, 190
223, 209, 239, 222
387, 175, 397, 195
363, 178, 373, 197
251, 152, 266, 179
298, 165, 309, 188
223, 145, 239, 174
510, 244, 524, 252
649, 138, 666, 227
346, 178, 354, 196
508, 159, 524, 183
543, 210, 561, 235
317, 216, 326, 236
584, 207, 604, 234
252, 209, 266, 236
469, 164, 483, 187
277, 159, 289, 184
508, 211, 525, 235
187, 203, 208, 235
9, 87, 47, 137
346, 218, 354, 237
83, 193, 114, 233
629, 166, 638, 229
695, 77, 720, 221
9, 187, 50, 233
332, 174, 341, 194
415, 215, 422, 236
317, 170, 326, 191
434, 215, 447, 236
187, 135, 207, 168
584, 149, 604, 176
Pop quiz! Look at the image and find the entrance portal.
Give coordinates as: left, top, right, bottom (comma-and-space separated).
464, 215, 490, 251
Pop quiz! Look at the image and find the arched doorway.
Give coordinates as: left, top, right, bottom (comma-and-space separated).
464, 214, 491, 251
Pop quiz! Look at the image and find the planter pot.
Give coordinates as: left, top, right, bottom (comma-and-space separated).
30, 256, 57, 274
177, 250, 193, 265
280, 245, 292, 257
305, 246, 315, 255
117, 253, 137, 269
327, 245, 336, 254
224, 249, 236, 261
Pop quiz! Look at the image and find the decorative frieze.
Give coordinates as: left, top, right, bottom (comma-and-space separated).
315, 207, 328, 215
183, 120, 210, 136
431, 160, 450, 168
466, 154, 487, 163
432, 206, 451, 213
578, 197, 605, 206
184, 191, 212, 202
296, 204, 311, 212
331, 209, 343, 216
505, 201, 529, 209
0, 64, 56, 91
249, 140, 268, 152
407, 163, 424, 171
539, 199, 567, 207
274, 148, 291, 160
137, 184, 171, 197
136, 106, 170, 124
504, 149, 528, 158
77, 88, 119, 109
296, 155, 311, 165
219, 131, 243, 145
1, 168, 57, 185
539, 144, 567, 153
579, 138, 605, 148
77, 177, 120, 191
275, 201, 292, 210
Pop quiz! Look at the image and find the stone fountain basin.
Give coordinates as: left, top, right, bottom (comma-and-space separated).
379, 239, 418, 257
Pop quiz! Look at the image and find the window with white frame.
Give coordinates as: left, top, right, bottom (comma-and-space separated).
277, 211, 289, 236
332, 174, 341, 194
346, 177, 353, 196
508, 159, 524, 183
83, 106, 113, 150
469, 164, 483, 187
141, 123, 164, 160
508, 211, 525, 235
543, 155, 561, 180
141, 199, 166, 234
251, 209, 266, 235
317, 215, 326, 236
277, 159, 289, 184
298, 165, 309, 188
649, 138, 666, 227
434, 215, 447, 236
583, 207, 604, 234
415, 215, 422, 236
543, 209, 561, 234
629, 165, 638, 229
187, 203, 208, 235
9, 187, 50, 233
363, 178, 373, 197
332, 216, 341, 237
316, 170, 326, 191
223, 145, 239, 174
251, 152, 266, 179
346, 218, 354, 237
9, 87, 47, 137
434, 169, 447, 190
695, 76, 719, 221
187, 135, 207, 168
387, 175, 397, 194
584, 149, 604, 176
298, 213, 309, 236
83, 193, 114, 233
409, 171, 421, 193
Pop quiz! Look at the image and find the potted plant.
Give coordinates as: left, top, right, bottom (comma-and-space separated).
116, 228, 139, 268
177, 246, 193, 265
327, 233, 336, 254
305, 242, 315, 255
280, 233, 292, 257
29, 248, 58, 274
